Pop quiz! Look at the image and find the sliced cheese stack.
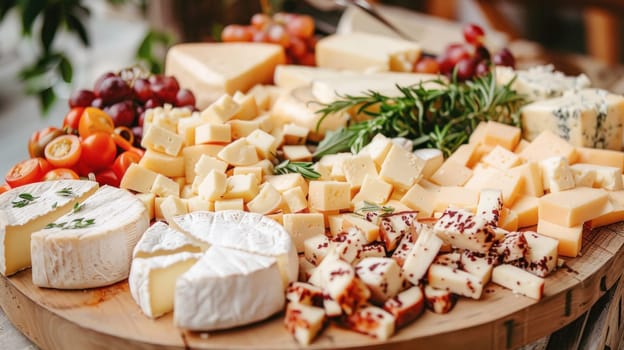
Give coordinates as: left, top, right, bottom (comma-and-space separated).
128, 210, 297, 331
0, 180, 99, 276
31, 185, 149, 289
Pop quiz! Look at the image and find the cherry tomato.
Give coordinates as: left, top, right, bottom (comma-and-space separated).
112, 151, 141, 180
5, 158, 48, 187
44, 134, 82, 168
80, 132, 117, 171
78, 107, 114, 138
113, 126, 135, 146
0, 183, 10, 194
43, 168, 80, 181
111, 132, 144, 157
63, 107, 85, 131
72, 161, 93, 177
95, 169, 120, 187
37, 157, 54, 175
28, 127, 65, 158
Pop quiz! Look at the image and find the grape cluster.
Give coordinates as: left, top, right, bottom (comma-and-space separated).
222, 12, 317, 66
414, 23, 516, 80
68, 68, 196, 146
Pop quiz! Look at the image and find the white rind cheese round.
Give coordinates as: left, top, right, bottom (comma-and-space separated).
132, 221, 204, 259
31, 185, 149, 289
0, 180, 99, 276
174, 245, 285, 330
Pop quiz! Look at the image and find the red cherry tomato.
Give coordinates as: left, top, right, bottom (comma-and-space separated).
37, 157, 54, 175
95, 169, 120, 187
72, 161, 93, 177
44, 134, 82, 168
0, 183, 10, 194
112, 151, 142, 180
80, 132, 117, 172
78, 107, 115, 138
43, 168, 80, 181
28, 127, 65, 158
63, 107, 85, 131
5, 158, 47, 187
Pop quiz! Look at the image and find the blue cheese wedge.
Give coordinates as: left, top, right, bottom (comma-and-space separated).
496, 65, 590, 101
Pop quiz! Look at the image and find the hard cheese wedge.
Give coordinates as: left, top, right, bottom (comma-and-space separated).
165, 43, 286, 109
0, 180, 99, 276
31, 185, 149, 289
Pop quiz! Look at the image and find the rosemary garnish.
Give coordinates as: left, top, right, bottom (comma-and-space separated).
55, 187, 75, 197
274, 160, 321, 180
72, 202, 84, 214
356, 201, 395, 216
51, 202, 58, 209
314, 71, 527, 158
11, 193, 39, 208
45, 217, 95, 230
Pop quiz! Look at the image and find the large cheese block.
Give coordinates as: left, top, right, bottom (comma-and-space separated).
174, 245, 285, 330
521, 89, 624, 150
31, 185, 149, 289
0, 180, 99, 276
316, 33, 421, 72
165, 43, 286, 109
496, 65, 590, 101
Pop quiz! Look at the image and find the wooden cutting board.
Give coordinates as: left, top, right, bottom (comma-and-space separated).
2, 222, 624, 350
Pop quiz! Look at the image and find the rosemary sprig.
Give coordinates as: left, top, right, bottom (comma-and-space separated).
12, 193, 39, 208
274, 160, 321, 180
55, 187, 75, 197
45, 217, 95, 230
72, 202, 84, 214
356, 201, 395, 216
313, 71, 527, 158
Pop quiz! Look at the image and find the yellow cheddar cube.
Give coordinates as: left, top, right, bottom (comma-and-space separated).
446, 143, 480, 168
217, 138, 259, 166
282, 187, 308, 213
223, 174, 259, 202
481, 145, 522, 170
135, 192, 156, 220
352, 174, 392, 205
359, 134, 393, 168
271, 127, 285, 150
412, 148, 443, 179
511, 196, 539, 228
519, 130, 577, 163
343, 154, 378, 189
214, 198, 244, 211
468, 122, 488, 144
186, 196, 214, 212
246, 129, 276, 159
247, 183, 283, 214
498, 208, 518, 232
379, 145, 425, 191
200, 94, 240, 124
120, 163, 158, 193
400, 183, 437, 218
232, 166, 263, 182
141, 124, 184, 156
265, 173, 308, 196
283, 145, 312, 162
308, 181, 351, 211
182, 144, 224, 183
537, 219, 584, 257
195, 155, 228, 177
575, 147, 624, 172
482, 121, 521, 150
592, 191, 624, 227
430, 159, 473, 187
283, 213, 325, 252
342, 214, 379, 242
195, 123, 231, 144
509, 162, 544, 197
232, 91, 258, 120
150, 174, 180, 197
198, 170, 227, 201
538, 187, 609, 227
283, 123, 309, 145
227, 119, 261, 139
318, 153, 350, 181
177, 115, 204, 146
433, 186, 479, 213
160, 196, 188, 225
139, 149, 185, 178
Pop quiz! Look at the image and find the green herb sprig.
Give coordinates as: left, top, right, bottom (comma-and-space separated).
72, 202, 84, 214
274, 160, 321, 180
45, 217, 95, 230
355, 201, 395, 217
12, 193, 39, 208
56, 187, 75, 197
313, 71, 527, 158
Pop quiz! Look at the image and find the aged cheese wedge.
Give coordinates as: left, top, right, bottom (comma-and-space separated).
165, 43, 285, 109
132, 221, 204, 259
31, 185, 149, 289
0, 180, 99, 276
496, 65, 590, 101
175, 246, 284, 330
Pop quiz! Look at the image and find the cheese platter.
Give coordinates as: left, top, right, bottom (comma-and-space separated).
2, 9, 624, 350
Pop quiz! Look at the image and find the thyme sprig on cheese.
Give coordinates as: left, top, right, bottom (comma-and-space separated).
274, 160, 321, 180
355, 201, 395, 217
11, 193, 39, 208
314, 71, 527, 158
45, 217, 95, 230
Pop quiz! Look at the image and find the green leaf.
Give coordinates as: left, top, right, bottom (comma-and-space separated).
20, 0, 45, 35
135, 29, 174, 74
41, 4, 61, 52
58, 55, 73, 83
65, 13, 90, 46
39, 87, 57, 114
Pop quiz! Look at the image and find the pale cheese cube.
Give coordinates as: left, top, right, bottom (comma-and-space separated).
355, 257, 403, 303
540, 156, 575, 192
214, 198, 244, 211
538, 187, 608, 227
464, 168, 523, 207
352, 175, 392, 205
154, 197, 165, 220
247, 84, 272, 111
428, 264, 484, 300
430, 159, 473, 186
194, 155, 228, 177
571, 163, 623, 190
282, 123, 309, 145
412, 148, 443, 179
284, 303, 325, 346
592, 191, 624, 228
308, 181, 351, 211
246, 129, 276, 159
342, 214, 380, 242
177, 115, 204, 146
199, 94, 240, 124
180, 184, 195, 199
120, 163, 158, 194
232, 166, 263, 183
537, 219, 583, 257
400, 183, 437, 218
150, 174, 180, 197
197, 170, 227, 201
223, 174, 259, 202
575, 147, 624, 172
342, 154, 378, 190
468, 122, 488, 144
327, 214, 346, 237
508, 162, 544, 197
446, 143, 480, 168
182, 144, 224, 183
217, 138, 259, 166
227, 119, 261, 139
135, 192, 156, 220
250, 159, 274, 176
482, 121, 522, 150
246, 182, 282, 214
282, 187, 308, 213
359, 134, 392, 168
498, 208, 519, 231
514, 139, 531, 153
265, 173, 308, 196
160, 196, 188, 224
303, 234, 331, 266
195, 123, 231, 144
141, 124, 184, 156
481, 145, 522, 170
519, 130, 578, 163
379, 145, 425, 191
232, 91, 258, 120
186, 196, 213, 212
432, 186, 479, 213
283, 213, 325, 253
511, 196, 539, 228
139, 149, 185, 178
492, 264, 544, 300
282, 145, 312, 162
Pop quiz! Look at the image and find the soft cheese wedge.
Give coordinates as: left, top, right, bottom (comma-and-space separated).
130, 252, 202, 318
31, 186, 149, 289
174, 246, 284, 330
132, 221, 204, 258
0, 180, 98, 276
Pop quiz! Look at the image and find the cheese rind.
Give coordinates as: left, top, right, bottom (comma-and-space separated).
133, 221, 203, 258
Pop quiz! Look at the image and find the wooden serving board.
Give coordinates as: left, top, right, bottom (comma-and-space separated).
2, 222, 624, 350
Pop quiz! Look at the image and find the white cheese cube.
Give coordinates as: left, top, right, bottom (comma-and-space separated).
120, 163, 158, 194
150, 174, 180, 197
227, 119, 261, 139
246, 182, 282, 214
303, 234, 331, 266
355, 257, 403, 303
200, 94, 240, 124
343, 154, 378, 189
282, 187, 308, 213
343, 305, 396, 340
141, 124, 184, 156
492, 264, 545, 300
197, 170, 227, 201
540, 156, 575, 193
217, 138, 259, 166
195, 123, 231, 144
383, 286, 424, 328
213, 198, 244, 211
246, 129, 276, 159
379, 145, 425, 191
283, 213, 325, 253
428, 264, 484, 300
402, 226, 443, 285
282, 145, 312, 162
232, 91, 258, 120
223, 174, 259, 202
138, 149, 185, 178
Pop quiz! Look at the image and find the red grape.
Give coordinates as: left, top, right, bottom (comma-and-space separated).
95, 76, 133, 104
455, 58, 476, 81
105, 100, 136, 127
493, 48, 516, 68
91, 98, 104, 109
474, 45, 491, 62
413, 57, 440, 74
463, 23, 485, 45
93, 72, 116, 94
286, 15, 314, 38
222, 25, 253, 42
133, 78, 153, 102
144, 98, 161, 110
176, 89, 196, 107
132, 126, 143, 147
251, 13, 271, 29
288, 36, 307, 58
438, 43, 471, 74
151, 76, 179, 104
298, 52, 316, 66
252, 30, 269, 43
475, 60, 491, 76
69, 89, 96, 108
266, 24, 289, 47
138, 112, 146, 127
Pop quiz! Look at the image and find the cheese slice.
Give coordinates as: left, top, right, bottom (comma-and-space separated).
0, 180, 99, 276
165, 43, 286, 109
129, 252, 201, 318
172, 210, 298, 287
132, 221, 204, 259
174, 245, 284, 330
31, 186, 149, 289
496, 65, 590, 101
